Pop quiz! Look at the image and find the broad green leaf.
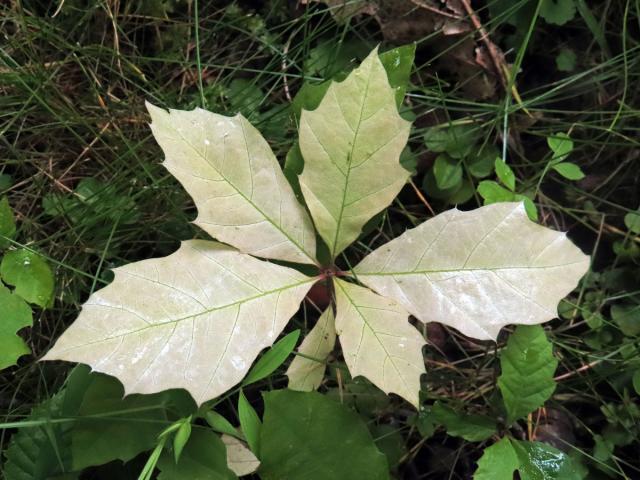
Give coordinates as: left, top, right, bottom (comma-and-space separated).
0, 173, 11, 191
431, 401, 497, 441
611, 303, 640, 336
69, 367, 196, 470
287, 307, 336, 391
556, 48, 577, 71
540, 0, 576, 26
498, 325, 558, 423
475, 437, 585, 480
334, 278, 426, 407
379, 43, 416, 107
354, 202, 590, 340
423, 124, 477, 159
433, 155, 463, 190
205, 411, 242, 439
146, 102, 317, 265
547, 132, 573, 162
552, 162, 585, 180
511, 439, 586, 479
221, 434, 260, 476
0, 196, 16, 248
43, 240, 316, 405
467, 145, 499, 178
157, 429, 237, 480
0, 284, 32, 369
242, 329, 300, 386
2, 387, 75, 480
477, 180, 515, 204
259, 390, 389, 480
494, 158, 516, 191
1, 249, 54, 308
473, 437, 519, 480
298, 49, 411, 258
624, 209, 640, 234
238, 390, 261, 454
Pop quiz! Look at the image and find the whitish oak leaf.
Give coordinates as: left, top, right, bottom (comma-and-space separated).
354, 202, 589, 340
221, 434, 260, 476
299, 48, 411, 259
147, 102, 317, 265
334, 278, 426, 407
286, 307, 336, 391
43, 240, 315, 405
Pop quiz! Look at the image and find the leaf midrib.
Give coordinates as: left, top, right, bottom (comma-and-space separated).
356, 260, 586, 276
171, 119, 317, 265
330, 59, 374, 259
59, 277, 317, 351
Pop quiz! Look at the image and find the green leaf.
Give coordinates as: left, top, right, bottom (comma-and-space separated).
3, 386, 75, 480
43, 241, 316, 405
624, 209, 640, 234
433, 155, 463, 190
242, 330, 300, 386
259, 390, 389, 480
334, 278, 426, 407
552, 162, 585, 180
556, 48, 577, 71
292, 81, 332, 119
68, 367, 196, 470
379, 43, 416, 107
477, 180, 516, 204
0, 196, 16, 249
540, 0, 577, 26
494, 158, 516, 191
474, 437, 585, 480
424, 125, 477, 159
498, 325, 558, 423
0, 173, 12, 192
157, 430, 237, 480
547, 132, 573, 162
633, 370, 640, 395
205, 411, 242, 439
431, 402, 496, 441
287, 307, 336, 392
146, 102, 317, 265
0, 284, 32, 370
473, 437, 519, 480
298, 48, 411, 258
1, 249, 54, 308
354, 203, 589, 340
283, 143, 305, 200
467, 145, 499, 178
511, 439, 585, 479
519, 195, 539, 221
238, 390, 261, 454
173, 419, 192, 463
611, 303, 640, 336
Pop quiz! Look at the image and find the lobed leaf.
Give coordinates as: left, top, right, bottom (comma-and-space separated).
43, 240, 316, 405
354, 202, 590, 340
298, 48, 411, 258
147, 102, 317, 265
0, 284, 32, 370
334, 278, 426, 407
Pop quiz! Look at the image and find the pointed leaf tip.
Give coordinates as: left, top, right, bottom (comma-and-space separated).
147, 101, 317, 265
355, 202, 590, 341
43, 240, 316, 405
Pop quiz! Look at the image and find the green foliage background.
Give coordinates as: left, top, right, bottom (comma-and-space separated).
1, 0, 639, 478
